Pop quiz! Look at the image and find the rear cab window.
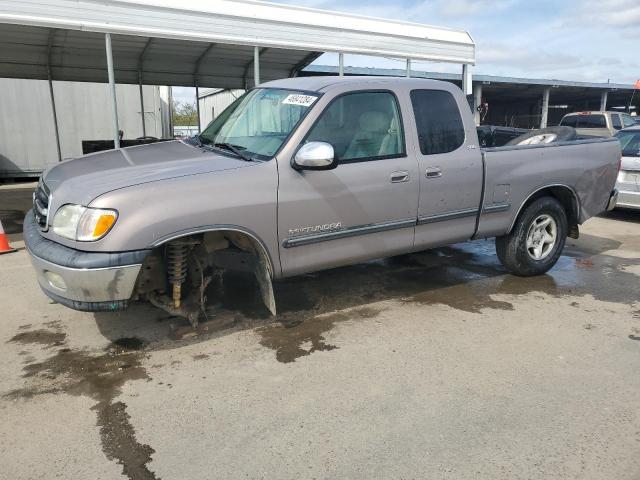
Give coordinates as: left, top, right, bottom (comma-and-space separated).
410, 89, 465, 155
561, 113, 607, 129
560, 115, 577, 128
576, 114, 606, 128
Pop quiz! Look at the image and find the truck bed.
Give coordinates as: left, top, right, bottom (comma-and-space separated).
476, 137, 621, 239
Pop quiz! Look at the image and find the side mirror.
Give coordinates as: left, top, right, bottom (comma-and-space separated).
292, 142, 337, 170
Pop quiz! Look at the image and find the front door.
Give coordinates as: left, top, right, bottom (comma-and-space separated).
277, 89, 419, 277
409, 88, 484, 248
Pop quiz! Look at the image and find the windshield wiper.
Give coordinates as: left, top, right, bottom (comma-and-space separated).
213, 142, 253, 162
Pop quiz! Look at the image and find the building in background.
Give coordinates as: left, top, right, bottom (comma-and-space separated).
197, 89, 245, 130
0, 79, 170, 178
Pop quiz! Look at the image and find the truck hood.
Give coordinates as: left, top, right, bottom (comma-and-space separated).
43, 140, 254, 206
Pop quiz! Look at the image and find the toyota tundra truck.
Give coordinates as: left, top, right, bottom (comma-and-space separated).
24, 77, 621, 325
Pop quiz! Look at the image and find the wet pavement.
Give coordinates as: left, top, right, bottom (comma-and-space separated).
1, 202, 639, 479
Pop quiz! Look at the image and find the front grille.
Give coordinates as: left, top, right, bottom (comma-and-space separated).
33, 180, 51, 230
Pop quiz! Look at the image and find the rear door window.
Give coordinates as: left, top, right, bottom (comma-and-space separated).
560, 115, 577, 127
576, 114, 606, 128
410, 89, 465, 155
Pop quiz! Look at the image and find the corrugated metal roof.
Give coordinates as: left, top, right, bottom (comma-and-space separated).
0, 0, 475, 89
306, 65, 637, 91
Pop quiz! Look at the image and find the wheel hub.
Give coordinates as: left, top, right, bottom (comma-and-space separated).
525, 214, 557, 260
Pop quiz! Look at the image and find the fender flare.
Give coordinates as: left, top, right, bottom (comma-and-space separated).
508, 184, 581, 234
150, 224, 277, 278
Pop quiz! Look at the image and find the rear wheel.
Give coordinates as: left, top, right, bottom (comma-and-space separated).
495, 196, 567, 276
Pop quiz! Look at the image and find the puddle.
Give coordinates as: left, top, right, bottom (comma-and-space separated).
92, 233, 639, 365
6, 329, 158, 480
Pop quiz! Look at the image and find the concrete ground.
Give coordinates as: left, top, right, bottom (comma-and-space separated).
1, 185, 639, 480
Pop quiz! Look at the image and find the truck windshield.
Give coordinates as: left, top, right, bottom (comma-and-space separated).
198, 88, 319, 161
615, 131, 640, 157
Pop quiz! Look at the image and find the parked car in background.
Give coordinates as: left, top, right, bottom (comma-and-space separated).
614, 126, 640, 210
560, 111, 636, 137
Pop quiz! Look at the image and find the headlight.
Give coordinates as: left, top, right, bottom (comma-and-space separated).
52, 204, 118, 241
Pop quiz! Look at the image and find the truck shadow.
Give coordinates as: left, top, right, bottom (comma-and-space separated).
599, 209, 640, 224
92, 232, 637, 361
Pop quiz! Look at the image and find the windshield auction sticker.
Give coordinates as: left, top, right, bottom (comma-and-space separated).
282, 94, 318, 107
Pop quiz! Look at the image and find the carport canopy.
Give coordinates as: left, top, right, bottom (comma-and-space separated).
0, 0, 476, 149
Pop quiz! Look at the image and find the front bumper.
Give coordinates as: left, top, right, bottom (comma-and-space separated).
23, 210, 150, 311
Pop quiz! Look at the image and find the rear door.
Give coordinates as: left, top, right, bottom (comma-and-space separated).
277, 88, 420, 276
409, 88, 484, 249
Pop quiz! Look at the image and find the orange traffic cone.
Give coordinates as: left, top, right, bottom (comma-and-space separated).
0, 219, 16, 254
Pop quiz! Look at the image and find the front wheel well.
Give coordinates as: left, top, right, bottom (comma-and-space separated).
511, 186, 580, 238
134, 229, 277, 325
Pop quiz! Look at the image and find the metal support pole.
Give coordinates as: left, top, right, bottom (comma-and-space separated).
406, 58, 411, 78
540, 87, 550, 129
600, 90, 608, 112
48, 78, 63, 162
338, 52, 344, 76
105, 33, 120, 148
46, 29, 62, 162
462, 64, 472, 96
138, 72, 146, 137
473, 83, 482, 126
195, 85, 201, 133
253, 46, 260, 86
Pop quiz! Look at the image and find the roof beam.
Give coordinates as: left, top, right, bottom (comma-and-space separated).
290, 52, 322, 77
193, 42, 215, 87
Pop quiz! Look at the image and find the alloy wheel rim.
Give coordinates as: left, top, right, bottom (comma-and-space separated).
526, 214, 557, 260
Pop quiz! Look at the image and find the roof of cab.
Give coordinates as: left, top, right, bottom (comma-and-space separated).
260, 75, 453, 93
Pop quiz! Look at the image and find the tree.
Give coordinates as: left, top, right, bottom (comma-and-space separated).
172, 100, 198, 126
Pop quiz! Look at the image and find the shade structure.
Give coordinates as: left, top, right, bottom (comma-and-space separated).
0, 0, 476, 88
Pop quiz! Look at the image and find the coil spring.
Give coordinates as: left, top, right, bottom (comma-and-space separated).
166, 242, 189, 284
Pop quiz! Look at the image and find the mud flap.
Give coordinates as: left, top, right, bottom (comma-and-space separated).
254, 254, 276, 316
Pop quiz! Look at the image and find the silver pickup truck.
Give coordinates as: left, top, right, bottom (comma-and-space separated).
24, 77, 621, 325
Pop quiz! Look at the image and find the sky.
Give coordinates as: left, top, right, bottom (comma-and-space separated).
173, 0, 640, 104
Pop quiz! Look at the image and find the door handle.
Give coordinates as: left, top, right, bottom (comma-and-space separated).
390, 171, 410, 183
425, 167, 442, 179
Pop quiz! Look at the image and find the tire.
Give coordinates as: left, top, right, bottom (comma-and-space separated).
504, 126, 577, 146
495, 196, 567, 276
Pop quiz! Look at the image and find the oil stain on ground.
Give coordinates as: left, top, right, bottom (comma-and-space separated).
257, 306, 382, 363
5, 331, 158, 480
9, 329, 66, 347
